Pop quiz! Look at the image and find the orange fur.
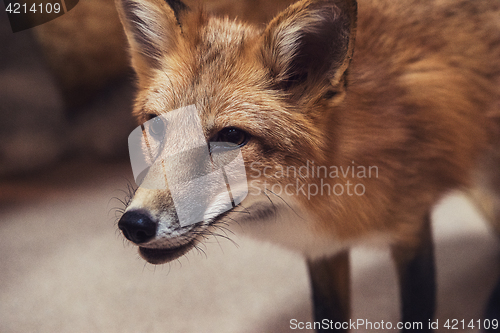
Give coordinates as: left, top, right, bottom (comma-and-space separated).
116, 0, 499, 253
116, 0, 500, 323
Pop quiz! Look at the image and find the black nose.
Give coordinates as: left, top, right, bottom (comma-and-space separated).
118, 211, 157, 244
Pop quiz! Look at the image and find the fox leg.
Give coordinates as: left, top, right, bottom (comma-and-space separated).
391, 213, 436, 332
307, 250, 350, 332
484, 279, 500, 328
483, 191, 500, 327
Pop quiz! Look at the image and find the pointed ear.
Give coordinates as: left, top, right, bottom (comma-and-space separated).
261, 0, 357, 96
115, 0, 189, 76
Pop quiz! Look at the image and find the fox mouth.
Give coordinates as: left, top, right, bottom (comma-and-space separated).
139, 241, 196, 264
133, 206, 237, 265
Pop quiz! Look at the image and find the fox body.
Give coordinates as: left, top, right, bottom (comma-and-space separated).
116, 0, 500, 328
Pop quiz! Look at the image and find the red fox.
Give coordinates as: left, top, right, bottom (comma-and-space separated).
115, 0, 500, 329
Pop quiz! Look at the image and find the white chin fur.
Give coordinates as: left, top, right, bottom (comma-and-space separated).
223, 192, 348, 259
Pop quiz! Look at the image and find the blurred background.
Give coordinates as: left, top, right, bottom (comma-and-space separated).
0, 0, 499, 332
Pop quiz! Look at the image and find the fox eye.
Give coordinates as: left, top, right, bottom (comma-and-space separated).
210, 127, 249, 151
147, 116, 165, 139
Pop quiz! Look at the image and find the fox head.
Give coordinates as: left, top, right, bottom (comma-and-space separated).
115, 0, 358, 263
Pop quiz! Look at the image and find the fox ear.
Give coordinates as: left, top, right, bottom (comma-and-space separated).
262, 0, 357, 94
115, 0, 189, 75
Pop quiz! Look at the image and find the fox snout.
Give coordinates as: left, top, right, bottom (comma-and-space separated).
117, 187, 201, 264
118, 211, 157, 244
117, 181, 249, 264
